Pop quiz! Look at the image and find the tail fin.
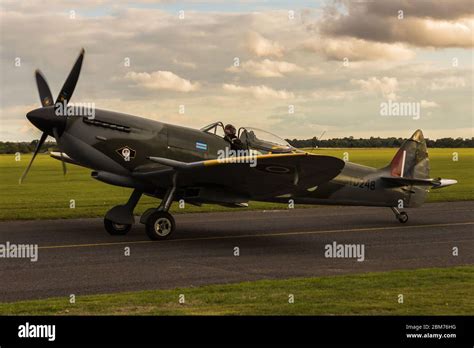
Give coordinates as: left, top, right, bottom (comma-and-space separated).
382, 130, 457, 207
389, 129, 429, 179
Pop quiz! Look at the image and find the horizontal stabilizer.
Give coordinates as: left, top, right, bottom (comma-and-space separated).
381, 176, 457, 189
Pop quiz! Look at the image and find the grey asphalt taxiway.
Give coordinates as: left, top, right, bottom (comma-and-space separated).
0, 201, 473, 302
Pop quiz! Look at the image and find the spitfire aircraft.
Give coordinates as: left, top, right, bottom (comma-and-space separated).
21, 49, 458, 240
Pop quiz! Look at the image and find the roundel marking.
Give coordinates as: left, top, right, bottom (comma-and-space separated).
264, 165, 291, 174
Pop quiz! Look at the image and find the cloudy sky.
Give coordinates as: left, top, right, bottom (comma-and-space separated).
1, 0, 472, 141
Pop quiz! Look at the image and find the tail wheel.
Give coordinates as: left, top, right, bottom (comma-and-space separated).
397, 212, 408, 223
104, 218, 131, 235
145, 211, 175, 240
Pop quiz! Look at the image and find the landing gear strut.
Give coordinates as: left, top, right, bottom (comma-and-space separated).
104, 189, 142, 235
391, 207, 408, 223
141, 173, 177, 240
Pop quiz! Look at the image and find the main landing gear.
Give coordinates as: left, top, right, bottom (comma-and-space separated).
391, 207, 408, 223
140, 184, 176, 240
104, 174, 178, 240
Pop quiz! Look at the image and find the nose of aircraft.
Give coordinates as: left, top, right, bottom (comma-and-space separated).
26, 106, 66, 136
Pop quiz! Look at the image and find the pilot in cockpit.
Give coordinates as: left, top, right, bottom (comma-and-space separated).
224, 124, 245, 151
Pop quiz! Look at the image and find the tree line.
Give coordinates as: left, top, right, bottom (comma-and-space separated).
286, 136, 473, 148
0, 137, 472, 154
0, 141, 57, 154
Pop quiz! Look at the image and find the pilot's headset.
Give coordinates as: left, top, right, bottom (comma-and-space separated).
224, 124, 236, 135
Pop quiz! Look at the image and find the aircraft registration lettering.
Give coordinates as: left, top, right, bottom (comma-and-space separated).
349, 179, 376, 190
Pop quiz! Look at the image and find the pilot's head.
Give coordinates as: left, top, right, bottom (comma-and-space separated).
224, 124, 236, 136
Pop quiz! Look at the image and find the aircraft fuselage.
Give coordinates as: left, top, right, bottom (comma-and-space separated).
52, 107, 420, 209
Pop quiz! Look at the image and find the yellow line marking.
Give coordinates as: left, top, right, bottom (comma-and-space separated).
38, 221, 474, 250
176, 208, 474, 222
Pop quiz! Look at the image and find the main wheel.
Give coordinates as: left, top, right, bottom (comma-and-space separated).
104, 218, 132, 235
145, 211, 175, 240
397, 212, 408, 223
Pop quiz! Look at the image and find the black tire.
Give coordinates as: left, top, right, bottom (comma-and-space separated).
104, 218, 132, 235
145, 211, 175, 240
397, 212, 408, 223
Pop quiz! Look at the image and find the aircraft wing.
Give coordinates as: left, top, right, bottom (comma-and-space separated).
136, 153, 345, 199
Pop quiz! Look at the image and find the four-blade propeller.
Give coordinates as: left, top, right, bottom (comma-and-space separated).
20, 49, 85, 184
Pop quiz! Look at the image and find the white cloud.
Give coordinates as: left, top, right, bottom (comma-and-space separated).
307, 66, 323, 75
227, 59, 302, 77
429, 76, 466, 90
319, 1, 474, 48
124, 71, 199, 92
304, 37, 415, 61
351, 77, 399, 100
222, 84, 294, 99
246, 31, 284, 57
421, 100, 440, 108
172, 58, 197, 70
311, 90, 356, 101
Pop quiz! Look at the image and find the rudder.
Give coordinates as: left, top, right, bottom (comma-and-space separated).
389, 129, 429, 179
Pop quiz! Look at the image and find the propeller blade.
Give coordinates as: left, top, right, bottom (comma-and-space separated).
35, 70, 54, 107
52, 127, 67, 176
19, 132, 48, 184
55, 48, 85, 107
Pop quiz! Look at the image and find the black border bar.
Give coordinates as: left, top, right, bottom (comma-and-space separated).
0, 315, 472, 345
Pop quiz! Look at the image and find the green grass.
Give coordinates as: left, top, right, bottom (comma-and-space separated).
0, 148, 472, 220
0, 154, 287, 220
0, 266, 472, 315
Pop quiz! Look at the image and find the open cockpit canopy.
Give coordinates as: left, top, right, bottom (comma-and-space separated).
201, 122, 295, 154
